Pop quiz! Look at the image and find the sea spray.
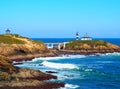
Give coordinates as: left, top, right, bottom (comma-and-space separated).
41, 61, 79, 69
32, 55, 86, 61
14, 52, 120, 89
59, 83, 80, 89
99, 52, 120, 56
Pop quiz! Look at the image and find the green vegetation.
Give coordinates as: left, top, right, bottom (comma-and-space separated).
5, 34, 20, 37
66, 40, 108, 49
3, 34, 29, 39
79, 40, 107, 46
0, 34, 25, 44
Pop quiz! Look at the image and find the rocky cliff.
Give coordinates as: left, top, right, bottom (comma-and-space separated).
0, 34, 64, 88
0, 34, 56, 61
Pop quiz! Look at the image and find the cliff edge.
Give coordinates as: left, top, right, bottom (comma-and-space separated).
0, 34, 56, 61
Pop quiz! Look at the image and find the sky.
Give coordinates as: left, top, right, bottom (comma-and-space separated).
0, 0, 120, 38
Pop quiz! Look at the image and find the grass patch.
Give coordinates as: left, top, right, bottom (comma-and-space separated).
0, 35, 25, 44
66, 40, 108, 49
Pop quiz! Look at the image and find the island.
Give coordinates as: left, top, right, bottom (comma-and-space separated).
57, 40, 120, 55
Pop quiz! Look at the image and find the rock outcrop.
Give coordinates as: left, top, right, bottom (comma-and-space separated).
0, 34, 64, 89
60, 40, 120, 55
0, 34, 56, 61
0, 55, 65, 89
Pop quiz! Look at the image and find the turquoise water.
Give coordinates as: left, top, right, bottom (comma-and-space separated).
14, 53, 120, 89
14, 38, 120, 89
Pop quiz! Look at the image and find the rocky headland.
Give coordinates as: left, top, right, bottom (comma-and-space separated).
0, 34, 64, 89
56, 40, 120, 55
0, 34, 57, 61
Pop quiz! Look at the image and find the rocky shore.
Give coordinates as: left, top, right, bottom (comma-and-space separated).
9, 51, 57, 62
0, 55, 65, 89
0, 34, 64, 89
1, 34, 120, 89
57, 49, 120, 55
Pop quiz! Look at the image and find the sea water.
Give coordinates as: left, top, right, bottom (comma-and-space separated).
14, 38, 120, 89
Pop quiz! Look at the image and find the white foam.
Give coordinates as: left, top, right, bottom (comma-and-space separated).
100, 52, 120, 56
32, 55, 86, 61
14, 63, 36, 67
85, 68, 93, 72
59, 84, 80, 89
41, 61, 79, 69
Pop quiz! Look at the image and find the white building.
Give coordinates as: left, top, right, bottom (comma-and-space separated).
81, 33, 92, 40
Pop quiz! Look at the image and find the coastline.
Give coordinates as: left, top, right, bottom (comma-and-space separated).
57, 49, 120, 55
0, 34, 120, 89
10, 50, 120, 89
0, 55, 65, 89
9, 51, 58, 62
10, 49, 120, 62
1, 49, 120, 89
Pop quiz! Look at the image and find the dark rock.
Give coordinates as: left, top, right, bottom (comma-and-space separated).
0, 56, 65, 89
39, 64, 43, 66
64, 74, 74, 77
46, 71, 58, 74
13, 62, 23, 65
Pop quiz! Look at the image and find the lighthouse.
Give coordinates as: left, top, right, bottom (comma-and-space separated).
76, 32, 79, 40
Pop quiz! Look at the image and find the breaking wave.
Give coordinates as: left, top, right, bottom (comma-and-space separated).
59, 83, 80, 89
97, 52, 120, 56
32, 55, 86, 61
41, 61, 79, 69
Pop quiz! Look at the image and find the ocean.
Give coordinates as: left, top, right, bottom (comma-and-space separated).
15, 38, 120, 89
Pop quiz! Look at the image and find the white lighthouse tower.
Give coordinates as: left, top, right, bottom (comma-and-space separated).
76, 32, 79, 40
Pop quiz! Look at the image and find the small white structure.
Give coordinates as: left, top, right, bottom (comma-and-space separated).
6, 28, 11, 34
81, 33, 92, 40
45, 42, 68, 50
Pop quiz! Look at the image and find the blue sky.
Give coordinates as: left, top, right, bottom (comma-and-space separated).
0, 0, 120, 38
